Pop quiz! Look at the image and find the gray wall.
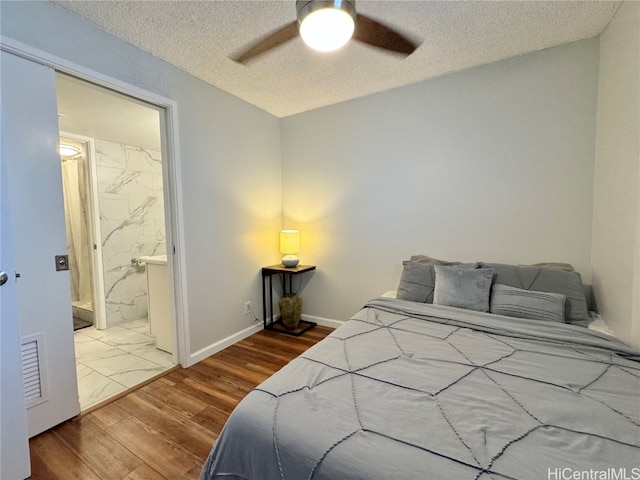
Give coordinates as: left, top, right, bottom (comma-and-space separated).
4, 1, 635, 351
592, 1, 640, 348
1, 1, 282, 355
281, 39, 599, 323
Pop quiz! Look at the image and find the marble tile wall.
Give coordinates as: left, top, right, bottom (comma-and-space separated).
95, 139, 165, 327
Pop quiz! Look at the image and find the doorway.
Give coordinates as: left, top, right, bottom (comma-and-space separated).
56, 73, 177, 410
58, 135, 103, 331
2, 42, 186, 442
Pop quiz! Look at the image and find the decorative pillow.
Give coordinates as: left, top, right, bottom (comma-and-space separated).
409, 255, 462, 266
490, 284, 566, 323
433, 265, 494, 312
397, 257, 475, 304
478, 262, 589, 326
524, 262, 575, 272
396, 262, 436, 303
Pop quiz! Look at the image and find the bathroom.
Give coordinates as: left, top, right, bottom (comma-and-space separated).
57, 73, 176, 409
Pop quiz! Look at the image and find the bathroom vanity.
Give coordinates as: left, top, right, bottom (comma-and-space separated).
139, 254, 173, 354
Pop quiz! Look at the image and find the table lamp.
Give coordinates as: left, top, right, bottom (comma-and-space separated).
280, 230, 300, 268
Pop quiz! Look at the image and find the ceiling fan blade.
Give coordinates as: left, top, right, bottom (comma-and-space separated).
231, 21, 299, 64
353, 14, 418, 56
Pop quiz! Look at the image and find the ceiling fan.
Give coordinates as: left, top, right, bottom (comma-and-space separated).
231, 0, 419, 64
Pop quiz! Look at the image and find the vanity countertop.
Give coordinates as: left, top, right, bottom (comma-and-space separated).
139, 254, 167, 266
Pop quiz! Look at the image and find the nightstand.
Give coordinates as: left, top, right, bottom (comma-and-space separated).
261, 264, 316, 336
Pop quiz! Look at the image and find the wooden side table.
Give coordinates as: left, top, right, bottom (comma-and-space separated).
261, 264, 316, 336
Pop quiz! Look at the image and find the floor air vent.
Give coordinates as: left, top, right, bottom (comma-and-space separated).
21, 333, 49, 407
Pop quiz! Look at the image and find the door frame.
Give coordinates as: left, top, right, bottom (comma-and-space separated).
1, 36, 191, 367
59, 132, 108, 331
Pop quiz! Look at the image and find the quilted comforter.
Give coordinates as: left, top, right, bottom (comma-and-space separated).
200, 298, 640, 480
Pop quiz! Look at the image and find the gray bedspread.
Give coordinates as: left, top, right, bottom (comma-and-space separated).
200, 298, 640, 480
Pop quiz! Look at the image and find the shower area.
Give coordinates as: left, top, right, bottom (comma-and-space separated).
59, 138, 97, 330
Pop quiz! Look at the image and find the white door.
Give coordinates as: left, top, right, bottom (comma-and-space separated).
1, 51, 80, 437
0, 119, 31, 480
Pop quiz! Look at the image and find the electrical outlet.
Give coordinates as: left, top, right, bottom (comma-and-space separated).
244, 301, 251, 315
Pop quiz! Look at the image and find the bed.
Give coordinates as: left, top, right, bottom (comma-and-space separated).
200, 261, 640, 480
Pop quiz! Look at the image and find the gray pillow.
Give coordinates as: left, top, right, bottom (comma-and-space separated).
433, 265, 494, 312
397, 258, 476, 303
490, 284, 566, 323
396, 262, 436, 303
478, 262, 589, 326
409, 255, 462, 266
524, 262, 575, 272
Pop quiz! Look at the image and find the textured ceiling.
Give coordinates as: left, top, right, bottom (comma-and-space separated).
52, 1, 620, 118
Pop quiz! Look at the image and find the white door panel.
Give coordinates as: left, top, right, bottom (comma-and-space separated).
0, 116, 31, 479
1, 51, 80, 437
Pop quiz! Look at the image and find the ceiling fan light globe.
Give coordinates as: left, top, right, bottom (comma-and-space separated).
299, 8, 355, 52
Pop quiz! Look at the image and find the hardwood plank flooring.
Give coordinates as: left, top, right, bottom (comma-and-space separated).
27, 326, 333, 479
54, 417, 143, 480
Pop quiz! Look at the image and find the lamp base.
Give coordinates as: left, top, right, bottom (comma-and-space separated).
281, 254, 299, 268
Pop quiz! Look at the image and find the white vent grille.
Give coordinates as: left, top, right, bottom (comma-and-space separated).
21, 333, 48, 408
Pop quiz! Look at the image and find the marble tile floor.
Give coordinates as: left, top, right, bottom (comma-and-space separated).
74, 318, 174, 410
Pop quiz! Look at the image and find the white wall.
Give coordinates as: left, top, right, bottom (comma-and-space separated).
1, 1, 282, 357
281, 39, 599, 323
592, 1, 640, 348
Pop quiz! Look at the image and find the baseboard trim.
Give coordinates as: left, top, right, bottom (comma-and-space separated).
301, 314, 344, 329
187, 323, 262, 367
187, 315, 342, 367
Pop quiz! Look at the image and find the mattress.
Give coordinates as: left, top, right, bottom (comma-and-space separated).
200, 297, 640, 480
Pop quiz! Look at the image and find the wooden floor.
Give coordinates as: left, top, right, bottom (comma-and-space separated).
28, 326, 333, 480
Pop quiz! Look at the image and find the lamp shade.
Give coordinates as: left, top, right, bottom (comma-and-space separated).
280, 230, 300, 254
